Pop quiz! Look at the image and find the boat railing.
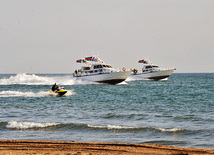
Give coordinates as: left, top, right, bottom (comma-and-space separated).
74, 68, 115, 77
158, 67, 176, 71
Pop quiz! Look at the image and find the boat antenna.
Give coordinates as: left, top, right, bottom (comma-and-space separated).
97, 50, 100, 57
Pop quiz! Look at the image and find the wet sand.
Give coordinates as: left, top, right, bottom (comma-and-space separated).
0, 140, 214, 155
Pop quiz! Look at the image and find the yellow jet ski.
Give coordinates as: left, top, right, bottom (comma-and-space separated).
50, 86, 67, 96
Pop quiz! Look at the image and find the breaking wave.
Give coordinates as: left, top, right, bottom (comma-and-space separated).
88, 125, 185, 133
88, 125, 137, 129
3, 121, 187, 134
155, 128, 185, 132
6, 121, 60, 129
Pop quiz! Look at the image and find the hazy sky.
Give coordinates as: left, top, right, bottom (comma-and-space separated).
0, 0, 214, 73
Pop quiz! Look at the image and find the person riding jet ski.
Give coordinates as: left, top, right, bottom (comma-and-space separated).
50, 83, 67, 96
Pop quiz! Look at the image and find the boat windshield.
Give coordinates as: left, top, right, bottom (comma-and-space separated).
145, 66, 152, 69
94, 65, 103, 69
94, 64, 112, 69
83, 67, 91, 70
102, 65, 112, 68
145, 65, 159, 69
152, 65, 159, 68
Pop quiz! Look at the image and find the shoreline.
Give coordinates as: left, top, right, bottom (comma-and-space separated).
0, 140, 214, 154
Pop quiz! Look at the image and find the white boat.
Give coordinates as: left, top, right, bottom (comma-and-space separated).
73, 56, 132, 84
131, 59, 176, 80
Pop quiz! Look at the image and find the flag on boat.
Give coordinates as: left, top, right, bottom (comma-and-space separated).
138, 59, 149, 64
85, 56, 93, 61
76, 59, 86, 63
138, 59, 145, 63
76, 59, 82, 63
85, 56, 100, 62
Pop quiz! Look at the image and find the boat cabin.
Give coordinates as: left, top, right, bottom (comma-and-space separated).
74, 63, 115, 77
142, 64, 159, 73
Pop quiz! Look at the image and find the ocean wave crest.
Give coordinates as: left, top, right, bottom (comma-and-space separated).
88, 125, 186, 133
156, 127, 185, 132
88, 124, 138, 130
6, 121, 60, 129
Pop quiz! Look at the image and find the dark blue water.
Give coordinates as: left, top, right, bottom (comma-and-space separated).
0, 73, 213, 149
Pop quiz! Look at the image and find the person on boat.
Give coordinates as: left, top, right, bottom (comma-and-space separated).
133, 69, 138, 75
52, 83, 59, 92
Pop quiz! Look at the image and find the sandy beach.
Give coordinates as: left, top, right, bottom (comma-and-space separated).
0, 140, 214, 155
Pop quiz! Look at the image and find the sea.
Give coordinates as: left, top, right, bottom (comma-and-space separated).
0, 73, 213, 149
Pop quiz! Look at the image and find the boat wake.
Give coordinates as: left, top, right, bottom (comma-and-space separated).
0, 73, 54, 85
126, 75, 168, 81
0, 90, 75, 97
0, 73, 100, 85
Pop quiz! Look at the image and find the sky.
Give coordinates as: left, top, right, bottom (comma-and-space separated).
0, 0, 214, 73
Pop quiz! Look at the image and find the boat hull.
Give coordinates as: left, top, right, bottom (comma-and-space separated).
49, 89, 67, 96
56, 90, 67, 96
75, 71, 132, 84
132, 69, 175, 81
